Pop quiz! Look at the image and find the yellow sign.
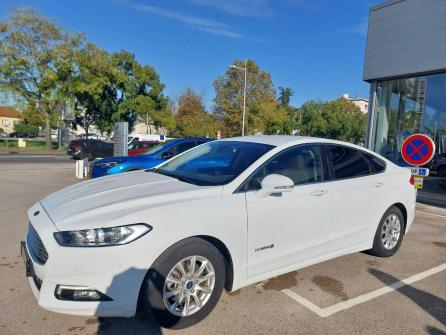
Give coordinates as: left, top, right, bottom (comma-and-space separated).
413, 176, 424, 189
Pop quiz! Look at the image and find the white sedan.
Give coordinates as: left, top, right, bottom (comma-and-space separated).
22, 136, 416, 329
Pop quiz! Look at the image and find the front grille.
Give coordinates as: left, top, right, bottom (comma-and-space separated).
26, 224, 48, 265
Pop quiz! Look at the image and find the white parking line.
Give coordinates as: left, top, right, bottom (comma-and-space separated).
281, 262, 446, 317
416, 210, 446, 219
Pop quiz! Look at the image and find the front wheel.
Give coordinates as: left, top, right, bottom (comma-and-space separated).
369, 206, 405, 257
140, 238, 225, 329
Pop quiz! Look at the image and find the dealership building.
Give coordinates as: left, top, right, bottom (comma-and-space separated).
364, 0, 446, 206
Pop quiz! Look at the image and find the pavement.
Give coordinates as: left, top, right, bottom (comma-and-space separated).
0, 157, 445, 335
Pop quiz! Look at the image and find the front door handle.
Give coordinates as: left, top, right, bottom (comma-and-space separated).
373, 182, 384, 188
310, 189, 328, 196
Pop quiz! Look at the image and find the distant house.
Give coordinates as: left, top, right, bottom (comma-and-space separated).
342, 93, 369, 114
0, 106, 22, 133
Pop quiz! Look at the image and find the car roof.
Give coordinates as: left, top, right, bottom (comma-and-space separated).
220, 135, 319, 146
218, 135, 379, 155
172, 137, 211, 142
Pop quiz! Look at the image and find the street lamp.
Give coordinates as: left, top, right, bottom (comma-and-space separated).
230, 60, 247, 136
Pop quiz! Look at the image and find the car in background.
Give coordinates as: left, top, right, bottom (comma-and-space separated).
23, 136, 416, 328
0, 131, 8, 138
431, 153, 446, 177
128, 134, 168, 145
128, 140, 160, 156
91, 137, 210, 178
9, 131, 36, 138
67, 139, 114, 160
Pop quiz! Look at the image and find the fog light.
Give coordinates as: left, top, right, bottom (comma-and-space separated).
55, 285, 112, 301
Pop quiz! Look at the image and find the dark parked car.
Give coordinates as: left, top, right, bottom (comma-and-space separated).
9, 131, 36, 138
67, 139, 114, 160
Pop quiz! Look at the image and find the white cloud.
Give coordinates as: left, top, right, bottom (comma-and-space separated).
186, 0, 274, 17
123, 1, 245, 38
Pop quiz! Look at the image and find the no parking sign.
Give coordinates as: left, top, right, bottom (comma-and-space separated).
401, 134, 435, 167
401, 134, 435, 189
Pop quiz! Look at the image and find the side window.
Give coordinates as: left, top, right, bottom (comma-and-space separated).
363, 153, 386, 173
171, 141, 197, 155
327, 145, 371, 179
247, 145, 323, 190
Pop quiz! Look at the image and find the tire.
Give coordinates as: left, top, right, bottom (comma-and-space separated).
140, 237, 225, 329
369, 206, 405, 257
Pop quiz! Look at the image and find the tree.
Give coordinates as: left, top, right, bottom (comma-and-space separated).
278, 87, 294, 106
69, 43, 115, 138
213, 59, 285, 137
68, 47, 171, 137
110, 51, 169, 134
0, 8, 83, 150
175, 89, 219, 137
277, 86, 300, 134
300, 98, 367, 144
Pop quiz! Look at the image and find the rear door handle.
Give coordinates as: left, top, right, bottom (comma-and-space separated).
310, 189, 328, 196
373, 182, 384, 188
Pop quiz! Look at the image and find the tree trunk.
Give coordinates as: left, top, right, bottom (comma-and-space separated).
45, 115, 52, 151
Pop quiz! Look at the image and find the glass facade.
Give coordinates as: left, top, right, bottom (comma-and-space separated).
371, 72, 446, 206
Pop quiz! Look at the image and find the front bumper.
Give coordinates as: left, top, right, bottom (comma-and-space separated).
23, 202, 153, 317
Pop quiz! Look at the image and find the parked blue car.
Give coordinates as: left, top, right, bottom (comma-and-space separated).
91, 137, 211, 178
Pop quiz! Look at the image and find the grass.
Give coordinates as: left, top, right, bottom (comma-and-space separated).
0, 139, 66, 153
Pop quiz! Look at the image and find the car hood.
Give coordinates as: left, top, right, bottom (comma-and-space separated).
93, 156, 130, 164
40, 171, 221, 231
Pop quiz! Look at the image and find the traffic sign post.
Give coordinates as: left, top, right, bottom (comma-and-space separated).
401, 134, 435, 189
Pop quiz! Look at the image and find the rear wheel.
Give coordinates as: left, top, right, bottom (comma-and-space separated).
369, 206, 405, 257
140, 238, 225, 329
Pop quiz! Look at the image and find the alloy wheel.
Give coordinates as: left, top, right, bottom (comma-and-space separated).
163, 256, 215, 317
381, 214, 401, 250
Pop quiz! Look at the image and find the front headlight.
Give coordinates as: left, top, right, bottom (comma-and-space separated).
96, 160, 123, 169
53, 224, 152, 247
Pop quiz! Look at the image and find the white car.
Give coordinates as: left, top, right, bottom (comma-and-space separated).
22, 136, 416, 329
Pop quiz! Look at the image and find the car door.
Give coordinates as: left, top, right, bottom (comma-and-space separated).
245, 144, 332, 277
322, 145, 386, 254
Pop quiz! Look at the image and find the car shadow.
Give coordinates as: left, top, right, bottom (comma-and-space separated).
95, 267, 182, 334
368, 268, 446, 328
96, 316, 162, 335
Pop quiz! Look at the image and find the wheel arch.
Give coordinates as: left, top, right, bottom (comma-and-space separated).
391, 202, 407, 232
195, 235, 234, 291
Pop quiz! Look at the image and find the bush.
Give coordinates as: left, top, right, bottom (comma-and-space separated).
13, 121, 39, 135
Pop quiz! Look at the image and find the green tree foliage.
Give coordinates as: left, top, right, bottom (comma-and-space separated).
213, 59, 286, 137
0, 8, 83, 149
13, 120, 39, 134
277, 86, 301, 134
300, 98, 367, 144
68, 46, 170, 136
69, 43, 114, 137
175, 89, 219, 137
110, 51, 169, 134
278, 87, 294, 106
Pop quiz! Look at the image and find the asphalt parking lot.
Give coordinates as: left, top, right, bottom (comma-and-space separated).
0, 156, 445, 335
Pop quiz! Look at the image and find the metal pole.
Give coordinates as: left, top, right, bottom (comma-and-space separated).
242, 60, 247, 136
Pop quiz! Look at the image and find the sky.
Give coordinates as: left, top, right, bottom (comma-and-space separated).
0, 0, 381, 108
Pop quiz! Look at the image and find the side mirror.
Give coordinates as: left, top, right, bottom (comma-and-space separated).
259, 174, 294, 197
161, 151, 175, 159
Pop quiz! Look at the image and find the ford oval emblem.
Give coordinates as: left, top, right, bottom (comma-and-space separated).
33, 211, 40, 216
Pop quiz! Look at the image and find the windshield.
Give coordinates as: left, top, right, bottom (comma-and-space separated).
143, 141, 170, 155
152, 141, 274, 186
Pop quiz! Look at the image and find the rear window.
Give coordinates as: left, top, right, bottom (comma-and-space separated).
327, 145, 371, 179
364, 153, 386, 173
